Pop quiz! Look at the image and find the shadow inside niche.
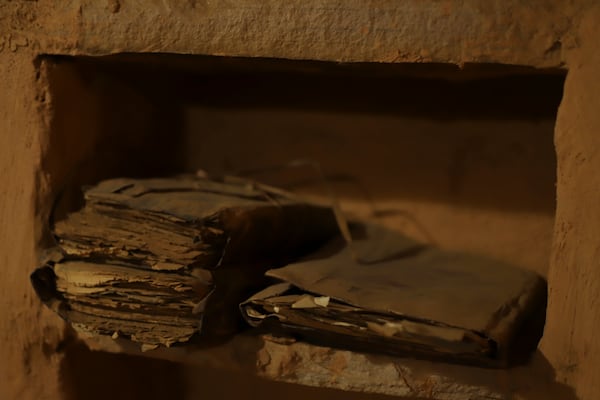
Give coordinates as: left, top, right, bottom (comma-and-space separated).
58, 339, 407, 400
182, 365, 407, 400
60, 339, 187, 400
508, 350, 579, 400
56, 330, 577, 400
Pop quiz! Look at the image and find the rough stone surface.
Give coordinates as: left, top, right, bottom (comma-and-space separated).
257, 339, 506, 399
4, 0, 580, 66
541, 5, 600, 400
83, 333, 578, 400
0, 50, 65, 400
81, 334, 512, 399
0, 1, 599, 399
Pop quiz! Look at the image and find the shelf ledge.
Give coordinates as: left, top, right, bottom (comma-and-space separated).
80, 332, 540, 399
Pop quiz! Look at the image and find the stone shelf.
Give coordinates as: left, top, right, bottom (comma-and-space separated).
81, 332, 569, 400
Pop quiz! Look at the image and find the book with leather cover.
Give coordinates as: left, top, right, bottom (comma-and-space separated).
241, 222, 547, 367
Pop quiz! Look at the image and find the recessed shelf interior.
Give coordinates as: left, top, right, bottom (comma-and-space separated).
40, 53, 565, 399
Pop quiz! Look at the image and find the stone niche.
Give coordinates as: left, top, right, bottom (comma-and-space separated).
38, 53, 568, 400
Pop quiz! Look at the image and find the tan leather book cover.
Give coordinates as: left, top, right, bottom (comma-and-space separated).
242, 222, 546, 367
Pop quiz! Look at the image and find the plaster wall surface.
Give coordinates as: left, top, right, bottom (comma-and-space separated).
0, 1, 598, 399
541, 6, 600, 400
0, 50, 65, 400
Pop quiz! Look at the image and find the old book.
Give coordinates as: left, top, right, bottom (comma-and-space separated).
52, 176, 337, 270
31, 175, 338, 348
241, 222, 547, 367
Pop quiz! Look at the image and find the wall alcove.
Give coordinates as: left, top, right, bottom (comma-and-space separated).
39, 53, 566, 400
